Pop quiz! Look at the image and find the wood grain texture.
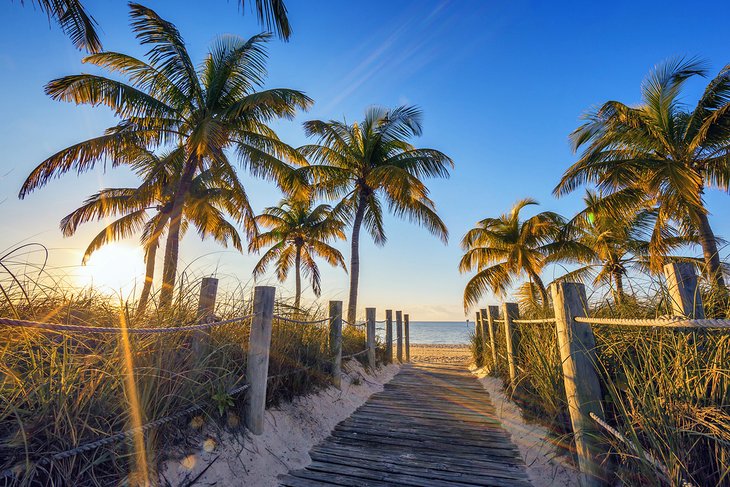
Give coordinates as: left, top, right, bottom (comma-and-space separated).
280, 363, 531, 486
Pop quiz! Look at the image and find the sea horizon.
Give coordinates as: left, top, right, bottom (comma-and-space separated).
375, 320, 472, 345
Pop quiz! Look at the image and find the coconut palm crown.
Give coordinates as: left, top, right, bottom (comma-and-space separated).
555, 57, 730, 293
60, 146, 248, 313
459, 198, 564, 311
250, 198, 346, 308
299, 105, 453, 323
19, 3, 312, 307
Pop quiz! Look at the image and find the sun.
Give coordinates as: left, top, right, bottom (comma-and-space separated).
77, 244, 147, 297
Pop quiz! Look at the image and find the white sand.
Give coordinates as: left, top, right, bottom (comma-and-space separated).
409, 343, 470, 365
160, 361, 399, 486
470, 366, 581, 487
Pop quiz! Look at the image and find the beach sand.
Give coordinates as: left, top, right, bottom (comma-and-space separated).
408, 343, 471, 365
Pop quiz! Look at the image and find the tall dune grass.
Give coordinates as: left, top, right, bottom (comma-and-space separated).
474, 282, 730, 486
0, 264, 376, 486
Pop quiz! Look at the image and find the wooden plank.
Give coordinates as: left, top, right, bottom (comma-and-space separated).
310, 444, 528, 476
280, 363, 531, 486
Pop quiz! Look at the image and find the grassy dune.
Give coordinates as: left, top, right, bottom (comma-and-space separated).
0, 270, 374, 486
471, 286, 730, 486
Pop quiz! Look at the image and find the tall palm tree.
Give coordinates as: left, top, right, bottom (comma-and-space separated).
555, 57, 730, 293
19, 3, 312, 307
14, 0, 291, 53
250, 198, 346, 308
459, 199, 564, 311
61, 147, 249, 313
299, 106, 453, 324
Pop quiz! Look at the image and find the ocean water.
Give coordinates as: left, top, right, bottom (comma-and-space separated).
375, 321, 472, 345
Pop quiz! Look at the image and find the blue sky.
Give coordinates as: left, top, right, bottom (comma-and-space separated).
1, 0, 729, 320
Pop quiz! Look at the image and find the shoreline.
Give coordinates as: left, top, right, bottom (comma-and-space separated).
407, 343, 470, 365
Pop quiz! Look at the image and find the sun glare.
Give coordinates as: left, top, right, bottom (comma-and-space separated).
77, 244, 146, 297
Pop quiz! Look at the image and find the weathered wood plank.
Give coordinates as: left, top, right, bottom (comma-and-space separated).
279, 363, 531, 486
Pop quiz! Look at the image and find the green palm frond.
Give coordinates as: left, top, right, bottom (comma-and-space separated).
24, 0, 102, 53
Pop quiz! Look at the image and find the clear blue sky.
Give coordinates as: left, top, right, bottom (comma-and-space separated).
1, 0, 729, 320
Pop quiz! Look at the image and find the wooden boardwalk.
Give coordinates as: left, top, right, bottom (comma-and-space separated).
279, 363, 531, 486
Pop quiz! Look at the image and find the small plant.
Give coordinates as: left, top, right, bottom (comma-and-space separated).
212, 390, 235, 417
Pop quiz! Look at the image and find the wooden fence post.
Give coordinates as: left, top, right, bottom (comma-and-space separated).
385, 310, 393, 364
664, 262, 705, 318
404, 314, 411, 362
329, 301, 343, 388
551, 282, 606, 486
485, 306, 499, 371
474, 311, 483, 365
396, 311, 403, 363
194, 277, 218, 357
502, 303, 519, 387
245, 286, 275, 435
366, 307, 376, 369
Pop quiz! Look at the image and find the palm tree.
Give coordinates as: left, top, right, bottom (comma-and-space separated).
19, 3, 312, 307
14, 0, 291, 53
61, 147, 249, 313
459, 198, 564, 311
299, 106, 453, 324
249, 198, 346, 308
555, 57, 730, 294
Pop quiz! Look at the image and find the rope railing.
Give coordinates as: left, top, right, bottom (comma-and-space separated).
342, 348, 369, 360
574, 316, 730, 329
342, 318, 366, 327
272, 315, 330, 325
512, 318, 556, 324
0, 314, 256, 334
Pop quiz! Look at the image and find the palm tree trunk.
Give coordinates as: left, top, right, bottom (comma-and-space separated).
695, 209, 727, 292
347, 194, 367, 325
159, 156, 197, 308
294, 243, 302, 309
529, 271, 549, 307
612, 269, 625, 305
136, 241, 157, 315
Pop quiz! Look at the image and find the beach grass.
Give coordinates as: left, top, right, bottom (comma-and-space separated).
0, 267, 375, 486
474, 284, 730, 486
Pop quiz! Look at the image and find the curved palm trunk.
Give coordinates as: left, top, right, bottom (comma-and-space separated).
612, 269, 625, 305
136, 242, 158, 315
159, 157, 197, 308
696, 210, 727, 293
347, 195, 367, 325
294, 244, 302, 309
529, 271, 549, 308
136, 215, 169, 315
